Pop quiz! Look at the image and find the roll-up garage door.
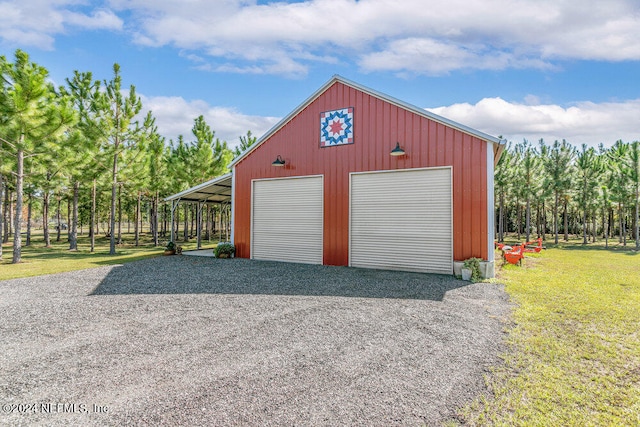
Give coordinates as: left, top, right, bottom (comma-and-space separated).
252, 176, 323, 264
350, 168, 452, 274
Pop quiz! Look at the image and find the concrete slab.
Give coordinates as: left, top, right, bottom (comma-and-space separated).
181, 249, 215, 257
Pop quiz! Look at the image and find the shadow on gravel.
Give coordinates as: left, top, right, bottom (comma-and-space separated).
90, 256, 469, 301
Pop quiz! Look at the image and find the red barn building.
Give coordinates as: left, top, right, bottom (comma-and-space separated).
230, 75, 504, 277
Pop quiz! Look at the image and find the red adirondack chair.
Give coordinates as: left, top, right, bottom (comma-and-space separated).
524, 237, 544, 253
503, 244, 525, 265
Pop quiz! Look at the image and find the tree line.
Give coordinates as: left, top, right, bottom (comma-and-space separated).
0, 50, 256, 263
3, 50, 638, 265
496, 138, 640, 249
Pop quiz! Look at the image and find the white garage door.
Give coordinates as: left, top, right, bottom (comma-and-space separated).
350, 168, 452, 274
252, 176, 323, 264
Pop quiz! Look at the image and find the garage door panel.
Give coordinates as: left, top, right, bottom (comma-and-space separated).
253, 234, 323, 243
352, 241, 452, 262
350, 168, 452, 274
351, 235, 452, 245
349, 232, 451, 241
252, 176, 323, 264
353, 259, 451, 275
253, 223, 322, 231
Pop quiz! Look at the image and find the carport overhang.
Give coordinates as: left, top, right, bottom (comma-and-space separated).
164, 173, 233, 246
164, 173, 232, 204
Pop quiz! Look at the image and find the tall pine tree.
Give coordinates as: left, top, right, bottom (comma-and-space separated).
92, 64, 142, 255
0, 50, 74, 263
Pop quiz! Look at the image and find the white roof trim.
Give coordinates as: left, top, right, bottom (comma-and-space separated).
164, 173, 232, 203
230, 74, 503, 167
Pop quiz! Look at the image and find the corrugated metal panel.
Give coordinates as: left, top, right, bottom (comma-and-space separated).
350, 168, 452, 274
251, 176, 323, 264
229, 75, 500, 169
234, 80, 488, 264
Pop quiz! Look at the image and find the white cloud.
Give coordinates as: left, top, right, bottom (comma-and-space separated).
63, 9, 123, 31
211, 57, 310, 78
427, 98, 640, 147
358, 38, 553, 76
2, 0, 639, 75
140, 93, 640, 152
0, 1, 122, 50
139, 95, 280, 148
109, 0, 640, 76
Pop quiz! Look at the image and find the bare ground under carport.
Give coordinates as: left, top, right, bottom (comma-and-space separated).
0, 257, 510, 426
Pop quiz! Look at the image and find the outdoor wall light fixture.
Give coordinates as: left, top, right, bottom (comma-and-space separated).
390, 142, 406, 156
272, 155, 286, 166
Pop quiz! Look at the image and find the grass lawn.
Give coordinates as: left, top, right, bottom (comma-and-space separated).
0, 231, 218, 281
461, 239, 640, 426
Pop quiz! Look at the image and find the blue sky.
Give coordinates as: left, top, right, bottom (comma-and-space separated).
1, 0, 639, 149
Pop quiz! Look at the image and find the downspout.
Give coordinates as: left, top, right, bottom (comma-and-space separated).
486, 140, 496, 278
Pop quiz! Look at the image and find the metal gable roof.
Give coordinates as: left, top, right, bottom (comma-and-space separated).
164, 173, 232, 203
230, 74, 505, 168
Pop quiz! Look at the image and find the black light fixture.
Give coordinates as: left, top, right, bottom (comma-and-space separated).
272, 155, 285, 167
390, 142, 405, 156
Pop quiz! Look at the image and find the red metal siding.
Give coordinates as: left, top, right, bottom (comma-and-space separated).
234, 82, 488, 265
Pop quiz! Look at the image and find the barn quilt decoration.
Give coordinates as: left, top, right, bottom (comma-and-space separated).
320, 107, 354, 147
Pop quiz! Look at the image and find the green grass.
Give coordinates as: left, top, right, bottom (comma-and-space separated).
461, 240, 640, 426
0, 231, 218, 281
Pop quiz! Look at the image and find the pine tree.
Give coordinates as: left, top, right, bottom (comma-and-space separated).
624, 141, 640, 248
233, 130, 257, 157
0, 50, 74, 263
146, 124, 167, 247
494, 143, 513, 241
520, 140, 540, 242
189, 115, 234, 182
575, 144, 602, 244
119, 111, 154, 246
64, 71, 104, 251
0, 168, 4, 260
542, 140, 575, 244
92, 64, 143, 255
607, 141, 630, 244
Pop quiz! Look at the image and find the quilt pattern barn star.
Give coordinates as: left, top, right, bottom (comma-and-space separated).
320, 107, 354, 147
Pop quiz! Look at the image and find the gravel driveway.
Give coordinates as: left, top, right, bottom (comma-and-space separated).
1, 256, 510, 426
